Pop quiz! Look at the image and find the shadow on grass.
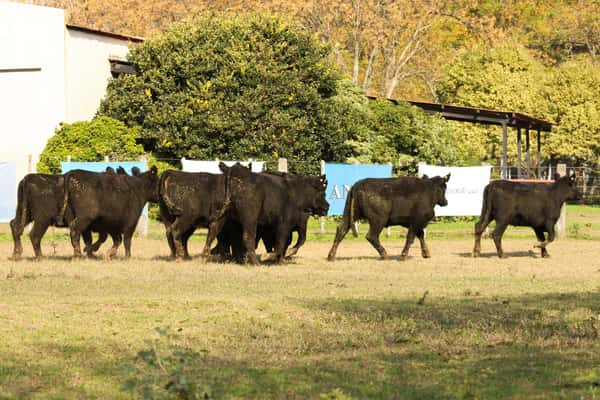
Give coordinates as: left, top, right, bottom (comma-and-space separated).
2, 292, 600, 399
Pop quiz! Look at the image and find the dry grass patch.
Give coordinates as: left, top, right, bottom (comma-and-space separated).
1, 237, 600, 399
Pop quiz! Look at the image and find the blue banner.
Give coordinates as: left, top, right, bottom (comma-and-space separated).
324, 163, 392, 216
0, 161, 17, 222
61, 161, 146, 175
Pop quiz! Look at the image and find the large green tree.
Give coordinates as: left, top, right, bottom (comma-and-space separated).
98, 14, 356, 173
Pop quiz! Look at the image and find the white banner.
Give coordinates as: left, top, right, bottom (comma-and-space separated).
418, 164, 491, 216
181, 159, 264, 174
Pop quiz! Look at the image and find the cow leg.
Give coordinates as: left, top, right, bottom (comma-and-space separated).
123, 229, 135, 258
69, 217, 93, 258
327, 219, 352, 261
532, 227, 548, 258
106, 233, 122, 259
492, 222, 509, 258
262, 225, 288, 264
416, 228, 430, 258
182, 227, 195, 259
201, 218, 227, 260
286, 222, 307, 258
170, 219, 194, 260
165, 229, 176, 259
29, 221, 49, 260
9, 217, 28, 260
400, 227, 416, 261
473, 217, 492, 258
242, 224, 260, 265
366, 221, 387, 260
86, 231, 108, 254
534, 222, 556, 258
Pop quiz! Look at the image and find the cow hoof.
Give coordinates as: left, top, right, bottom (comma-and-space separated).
9, 255, 22, 261
399, 254, 407, 261
498, 254, 508, 259
327, 255, 336, 262
471, 251, 480, 258
422, 252, 431, 259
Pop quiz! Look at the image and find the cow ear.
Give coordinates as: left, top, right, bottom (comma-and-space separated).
445, 173, 451, 182
421, 174, 429, 179
150, 165, 158, 175
218, 161, 229, 173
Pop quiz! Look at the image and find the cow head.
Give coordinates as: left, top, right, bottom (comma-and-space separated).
427, 173, 450, 207
554, 173, 582, 202
138, 165, 160, 203
300, 175, 329, 216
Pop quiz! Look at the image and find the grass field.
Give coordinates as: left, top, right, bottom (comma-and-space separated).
1, 205, 600, 399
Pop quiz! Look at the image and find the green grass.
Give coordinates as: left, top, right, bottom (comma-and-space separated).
1, 236, 600, 399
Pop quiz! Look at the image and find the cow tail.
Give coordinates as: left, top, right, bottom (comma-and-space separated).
57, 174, 70, 226
158, 172, 181, 215
479, 185, 492, 224
212, 166, 233, 222
341, 186, 358, 238
14, 179, 27, 230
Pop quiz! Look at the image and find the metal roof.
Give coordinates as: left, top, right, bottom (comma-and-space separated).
66, 24, 144, 43
367, 96, 552, 132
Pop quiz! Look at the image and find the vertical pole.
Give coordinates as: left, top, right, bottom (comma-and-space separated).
104, 155, 109, 162
320, 160, 326, 234
525, 127, 531, 178
517, 126, 522, 179
137, 155, 149, 237
277, 157, 288, 173
67, 155, 71, 162
556, 163, 567, 239
501, 121, 508, 179
537, 129, 542, 179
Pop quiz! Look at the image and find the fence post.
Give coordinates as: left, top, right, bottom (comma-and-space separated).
320, 160, 326, 234
556, 163, 567, 238
278, 157, 288, 173
67, 155, 71, 162
137, 155, 149, 237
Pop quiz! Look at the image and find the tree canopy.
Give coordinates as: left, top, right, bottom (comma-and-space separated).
98, 14, 355, 173
37, 116, 146, 174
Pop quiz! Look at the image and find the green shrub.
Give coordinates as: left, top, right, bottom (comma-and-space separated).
37, 116, 146, 174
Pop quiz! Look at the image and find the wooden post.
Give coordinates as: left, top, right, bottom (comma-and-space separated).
66, 155, 71, 162
556, 163, 567, 238
320, 160, 326, 234
137, 155, 149, 237
536, 129, 542, 178
501, 121, 508, 179
104, 155, 109, 162
517, 127, 522, 178
525, 127, 531, 178
278, 157, 288, 173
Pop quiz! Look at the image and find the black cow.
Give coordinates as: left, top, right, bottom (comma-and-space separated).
212, 172, 327, 263
60, 166, 159, 257
207, 164, 329, 264
472, 174, 581, 258
9, 167, 126, 260
158, 169, 229, 260
327, 174, 450, 261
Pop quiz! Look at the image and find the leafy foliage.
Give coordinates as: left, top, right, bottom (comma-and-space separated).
99, 14, 352, 174
346, 99, 467, 172
37, 116, 146, 174
436, 43, 600, 165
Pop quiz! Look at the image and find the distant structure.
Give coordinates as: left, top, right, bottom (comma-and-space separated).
0, 2, 141, 220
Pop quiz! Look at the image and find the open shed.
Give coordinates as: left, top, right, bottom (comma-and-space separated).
368, 96, 553, 179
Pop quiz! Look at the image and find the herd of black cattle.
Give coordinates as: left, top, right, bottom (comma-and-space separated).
8, 162, 581, 263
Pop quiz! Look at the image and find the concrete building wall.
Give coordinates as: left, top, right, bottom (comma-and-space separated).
64, 28, 132, 122
0, 2, 66, 185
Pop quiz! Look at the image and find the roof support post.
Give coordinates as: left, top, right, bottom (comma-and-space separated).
536, 129, 542, 178
525, 127, 531, 178
517, 127, 522, 179
501, 121, 508, 179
